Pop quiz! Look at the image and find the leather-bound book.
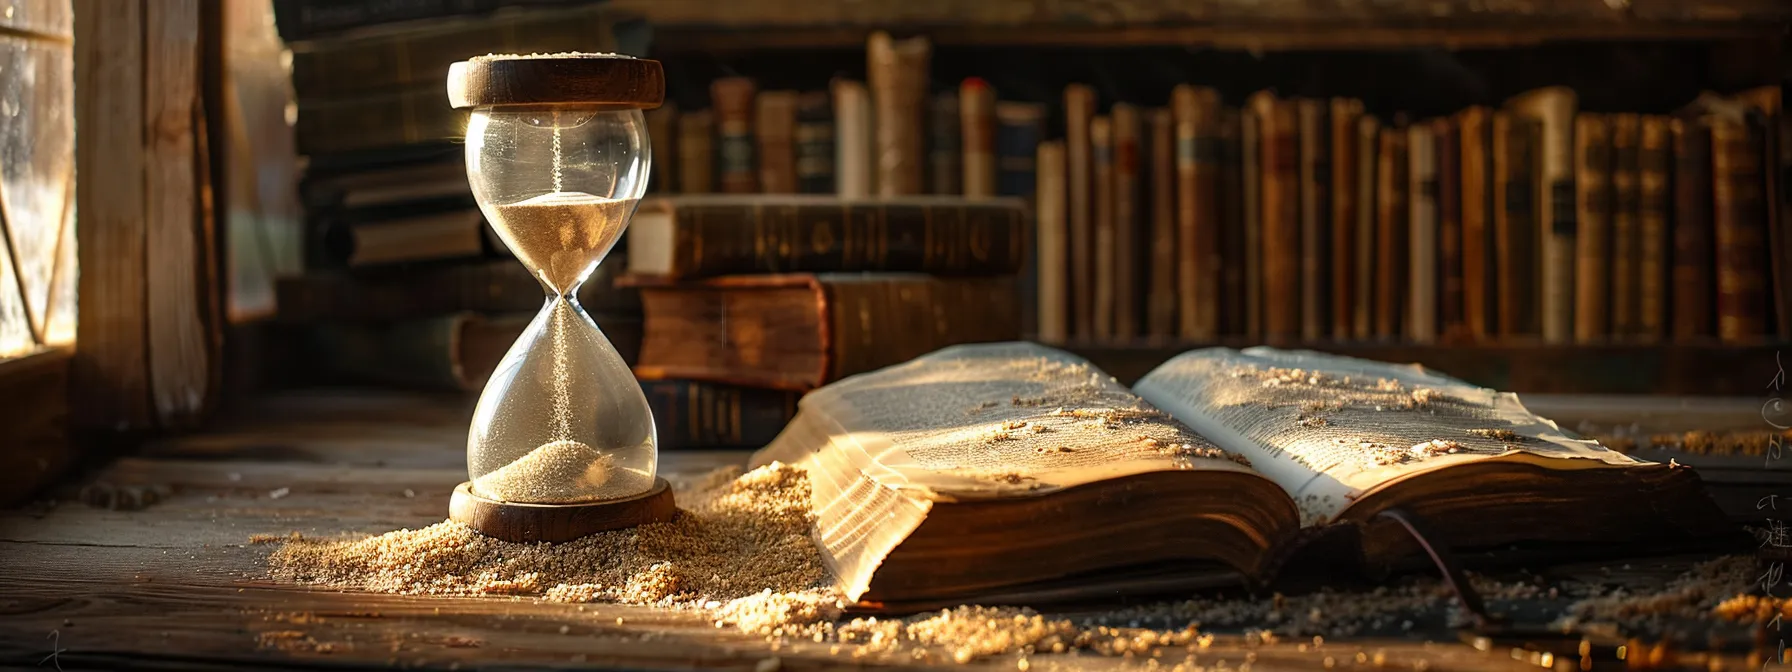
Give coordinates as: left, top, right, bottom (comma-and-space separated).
1435, 118, 1466, 341
642, 380, 801, 451
960, 78, 998, 198
927, 91, 962, 195
1243, 104, 1264, 341
1407, 124, 1438, 344
1493, 113, 1538, 338
676, 110, 715, 194
1609, 114, 1641, 339
1037, 141, 1070, 343
1064, 84, 1097, 340
832, 78, 875, 198
1219, 108, 1246, 337
1354, 115, 1380, 340
1330, 99, 1364, 338
1375, 121, 1409, 340
1252, 92, 1300, 342
755, 90, 799, 194
1112, 104, 1145, 341
1712, 115, 1771, 343
711, 77, 759, 194
627, 195, 1028, 279
1637, 116, 1673, 342
1175, 86, 1223, 341
1671, 117, 1715, 341
1297, 99, 1331, 341
1572, 114, 1613, 343
646, 102, 677, 194
1506, 87, 1578, 344
795, 91, 836, 194
1457, 107, 1497, 339
631, 273, 1020, 391
868, 32, 930, 196
994, 102, 1046, 199
1092, 115, 1116, 341
1147, 108, 1178, 339
1733, 86, 1787, 341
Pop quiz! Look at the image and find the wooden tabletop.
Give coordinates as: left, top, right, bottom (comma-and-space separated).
0, 389, 1768, 670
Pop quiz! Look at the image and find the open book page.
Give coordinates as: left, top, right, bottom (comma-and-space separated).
1132, 347, 1642, 525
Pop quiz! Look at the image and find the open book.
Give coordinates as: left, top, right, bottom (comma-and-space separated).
750, 342, 1733, 610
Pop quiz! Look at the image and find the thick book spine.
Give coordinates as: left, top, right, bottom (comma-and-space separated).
1508, 87, 1578, 344
1242, 106, 1263, 341
927, 92, 962, 195
960, 79, 998, 199
1297, 99, 1331, 341
1036, 141, 1069, 343
642, 380, 800, 450
824, 276, 1020, 382
293, 86, 466, 157
1458, 107, 1496, 340
646, 102, 677, 194
1638, 116, 1673, 342
1353, 115, 1380, 340
1091, 116, 1116, 341
1147, 108, 1177, 339
795, 91, 836, 195
1254, 92, 1300, 342
1671, 118, 1715, 341
994, 102, 1045, 199
868, 32, 929, 196
1609, 114, 1641, 339
832, 79, 875, 198
755, 90, 800, 194
1218, 109, 1247, 337
677, 110, 715, 194
1493, 113, 1538, 338
1408, 124, 1439, 344
1374, 122, 1409, 340
712, 77, 759, 194
1111, 104, 1144, 341
646, 198, 1028, 278
1436, 118, 1466, 341
1330, 99, 1363, 339
1064, 84, 1097, 340
1572, 114, 1613, 343
1176, 86, 1223, 341
1712, 116, 1771, 342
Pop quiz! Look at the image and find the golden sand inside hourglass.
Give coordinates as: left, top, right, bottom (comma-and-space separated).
490, 192, 637, 292
472, 439, 613, 503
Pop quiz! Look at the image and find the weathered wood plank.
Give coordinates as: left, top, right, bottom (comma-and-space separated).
0, 0, 73, 40
144, 0, 212, 428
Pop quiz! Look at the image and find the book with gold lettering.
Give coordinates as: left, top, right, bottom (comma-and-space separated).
754, 342, 1733, 609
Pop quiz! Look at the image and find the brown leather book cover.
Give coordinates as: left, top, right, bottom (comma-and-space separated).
1064, 84, 1097, 340
1733, 87, 1787, 341
927, 91, 962, 196
1112, 104, 1144, 341
1092, 115, 1116, 341
1175, 86, 1223, 341
1147, 108, 1177, 339
677, 110, 715, 194
795, 91, 836, 195
632, 273, 1020, 391
960, 78, 998, 199
1219, 109, 1246, 337
1638, 116, 1673, 342
1297, 99, 1331, 341
868, 32, 930, 196
1435, 118, 1465, 342
711, 77, 759, 194
627, 195, 1028, 279
1354, 115, 1380, 340
1493, 113, 1538, 338
1252, 92, 1299, 342
1407, 124, 1438, 344
1712, 116, 1771, 343
1572, 113, 1613, 343
1671, 117, 1715, 341
1506, 87, 1577, 344
1330, 99, 1363, 338
1243, 105, 1264, 340
755, 90, 799, 194
1457, 107, 1496, 340
1375, 121, 1409, 339
1610, 114, 1641, 339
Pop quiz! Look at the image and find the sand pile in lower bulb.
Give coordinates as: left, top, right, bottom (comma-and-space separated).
472, 439, 612, 503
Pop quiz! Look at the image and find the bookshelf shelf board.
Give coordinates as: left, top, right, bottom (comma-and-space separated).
1061, 341, 1783, 395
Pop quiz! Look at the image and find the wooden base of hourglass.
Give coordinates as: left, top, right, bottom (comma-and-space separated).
448, 478, 676, 543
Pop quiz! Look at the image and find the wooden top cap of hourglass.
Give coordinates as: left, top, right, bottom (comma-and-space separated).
447, 53, 664, 110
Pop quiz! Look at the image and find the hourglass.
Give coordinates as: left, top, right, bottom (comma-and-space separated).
445, 54, 673, 542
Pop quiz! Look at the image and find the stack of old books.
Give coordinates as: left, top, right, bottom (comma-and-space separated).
620, 194, 1029, 450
